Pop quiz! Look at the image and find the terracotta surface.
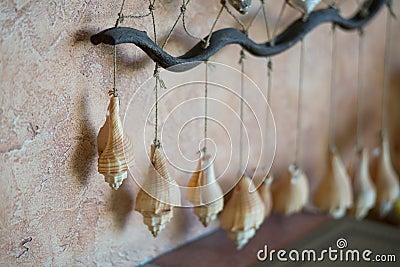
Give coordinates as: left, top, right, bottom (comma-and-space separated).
1, 0, 399, 266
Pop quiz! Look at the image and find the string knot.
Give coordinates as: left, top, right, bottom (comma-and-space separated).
239, 50, 246, 64
180, 4, 186, 13
153, 138, 161, 148
148, 3, 155, 12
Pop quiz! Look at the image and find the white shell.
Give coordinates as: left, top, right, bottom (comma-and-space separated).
228, 0, 252, 15
257, 174, 274, 218
287, 0, 321, 17
187, 155, 224, 227
351, 148, 376, 220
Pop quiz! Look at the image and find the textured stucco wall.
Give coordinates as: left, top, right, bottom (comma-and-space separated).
1, 0, 399, 266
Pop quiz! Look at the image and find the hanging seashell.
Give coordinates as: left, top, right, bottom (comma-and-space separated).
351, 148, 376, 220
257, 174, 274, 219
98, 96, 135, 190
228, 0, 252, 15
220, 175, 265, 249
287, 0, 321, 20
372, 135, 400, 217
97, 110, 109, 155
135, 144, 181, 237
187, 154, 224, 227
313, 150, 353, 218
272, 165, 309, 215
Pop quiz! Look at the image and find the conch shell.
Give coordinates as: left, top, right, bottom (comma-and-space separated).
287, 0, 321, 19
228, 0, 252, 15
257, 174, 273, 218
350, 148, 376, 220
220, 175, 265, 249
272, 165, 309, 215
98, 96, 134, 190
372, 135, 400, 217
187, 154, 224, 227
313, 150, 353, 218
135, 144, 181, 237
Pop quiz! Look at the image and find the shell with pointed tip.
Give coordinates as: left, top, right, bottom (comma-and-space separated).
257, 174, 274, 218
313, 151, 353, 218
187, 155, 224, 227
287, 0, 321, 18
351, 148, 376, 220
98, 97, 135, 190
220, 176, 265, 249
372, 136, 400, 217
135, 145, 181, 237
228, 0, 252, 15
272, 165, 309, 215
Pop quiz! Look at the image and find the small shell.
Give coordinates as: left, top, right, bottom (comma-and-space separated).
351, 148, 376, 220
313, 150, 353, 218
220, 175, 265, 249
98, 96, 134, 190
257, 174, 273, 218
287, 0, 321, 19
372, 136, 400, 217
228, 0, 252, 15
135, 144, 181, 237
272, 165, 309, 215
187, 154, 224, 227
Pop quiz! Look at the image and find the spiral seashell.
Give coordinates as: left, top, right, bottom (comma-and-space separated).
228, 0, 252, 15
313, 150, 353, 218
257, 174, 273, 219
351, 148, 376, 220
220, 175, 265, 249
287, 0, 321, 20
187, 154, 224, 227
372, 135, 400, 217
135, 144, 181, 237
98, 96, 135, 190
272, 165, 309, 215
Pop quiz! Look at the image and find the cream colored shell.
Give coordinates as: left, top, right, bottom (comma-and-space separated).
272, 165, 309, 215
220, 175, 265, 249
287, 0, 321, 19
351, 148, 376, 220
187, 155, 224, 227
135, 144, 181, 237
257, 174, 273, 219
372, 136, 400, 217
313, 150, 353, 218
98, 96, 135, 190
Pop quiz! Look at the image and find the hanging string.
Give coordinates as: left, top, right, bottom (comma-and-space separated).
203, 60, 209, 156
182, 0, 206, 43
270, 1, 286, 46
355, 29, 364, 152
239, 49, 246, 173
294, 39, 305, 167
328, 25, 338, 152
381, 9, 393, 139
203, 4, 225, 48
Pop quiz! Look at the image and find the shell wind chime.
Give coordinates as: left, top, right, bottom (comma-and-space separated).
272, 165, 309, 215
98, 96, 135, 190
220, 175, 265, 249
313, 150, 353, 218
372, 135, 400, 217
187, 154, 224, 227
135, 144, 181, 237
257, 174, 273, 218
287, 0, 321, 20
350, 149, 376, 220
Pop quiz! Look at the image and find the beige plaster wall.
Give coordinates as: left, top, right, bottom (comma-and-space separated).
1, 0, 399, 266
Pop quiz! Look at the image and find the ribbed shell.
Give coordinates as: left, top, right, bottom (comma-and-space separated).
272, 165, 309, 215
228, 0, 252, 15
220, 176, 265, 249
135, 145, 181, 237
187, 155, 224, 227
351, 148, 376, 220
257, 174, 273, 219
372, 136, 400, 217
313, 151, 353, 218
98, 97, 134, 190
